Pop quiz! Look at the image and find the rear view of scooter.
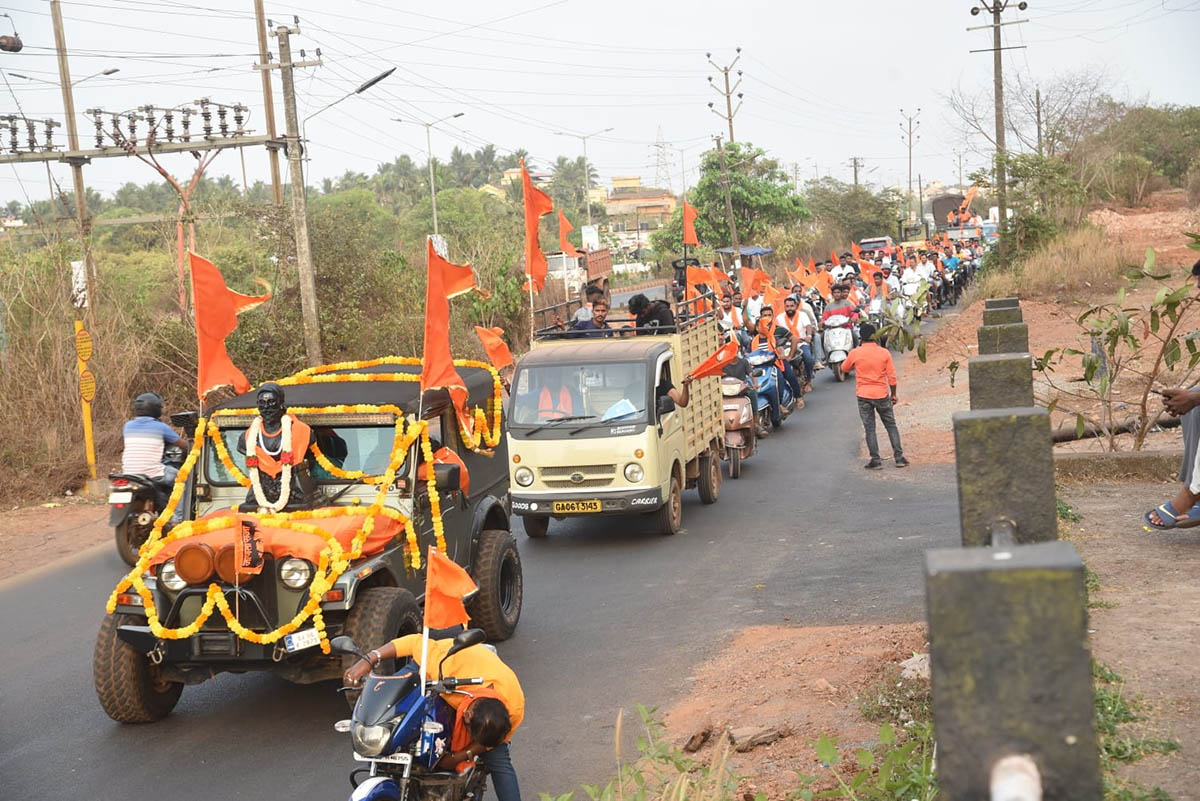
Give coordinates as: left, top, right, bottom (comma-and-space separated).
720, 377, 757, 478
822, 313, 855, 382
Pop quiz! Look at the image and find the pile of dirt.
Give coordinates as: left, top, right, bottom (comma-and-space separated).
664, 623, 926, 798
1089, 206, 1199, 268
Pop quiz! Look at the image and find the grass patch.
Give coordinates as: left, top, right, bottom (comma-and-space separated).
971, 226, 1138, 300
1094, 662, 1181, 801
1058, 496, 1084, 522
1085, 565, 1118, 609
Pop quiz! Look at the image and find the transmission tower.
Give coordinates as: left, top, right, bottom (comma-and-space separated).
652, 126, 673, 192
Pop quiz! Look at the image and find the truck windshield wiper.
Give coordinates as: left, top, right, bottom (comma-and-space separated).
573, 409, 645, 434
525, 414, 596, 435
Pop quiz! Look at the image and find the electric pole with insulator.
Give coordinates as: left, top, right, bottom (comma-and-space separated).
713, 135, 741, 268
706, 48, 742, 143
900, 108, 920, 221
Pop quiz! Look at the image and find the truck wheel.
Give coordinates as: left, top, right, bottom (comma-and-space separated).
727, 446, 742, 479
653, 475, 683, 535
115, 518, 150, 567
522, 516, 549, 538
94, 613, 183, 723
697, 450, 721, 504
469, 530, 523, 642
341, 587, 421, 706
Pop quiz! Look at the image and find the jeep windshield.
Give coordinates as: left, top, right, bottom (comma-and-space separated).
206, 423, 408, 485
509, 362, 648, 430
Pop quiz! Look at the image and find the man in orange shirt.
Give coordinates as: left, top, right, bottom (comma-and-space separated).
840, 322, 908, 469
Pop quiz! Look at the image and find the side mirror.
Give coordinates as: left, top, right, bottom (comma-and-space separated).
329, 635, 365, 659
432, 463, 461, 492
170, 410, 200, 430
438, 627, 486, 679
657, 395, 676, 416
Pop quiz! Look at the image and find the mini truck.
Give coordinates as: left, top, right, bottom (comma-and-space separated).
507, 297, 725, 536
94, 360, 523, 723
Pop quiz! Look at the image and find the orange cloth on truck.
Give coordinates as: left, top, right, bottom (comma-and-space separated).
417, 446, 470, 495
537, 385, 574, 419
148, 510, 403, 569
840, 341, 898, 400
391, 633, 525, 738
252, 415, 312, 478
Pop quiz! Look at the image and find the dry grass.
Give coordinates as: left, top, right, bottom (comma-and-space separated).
973, 226, 1140, 301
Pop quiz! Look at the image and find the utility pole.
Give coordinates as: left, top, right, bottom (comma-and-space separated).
968, 1, 1028, 267
954, 149, 966, 188
253, 0, 283, 204
706, 48, 742, 143
49, 0, 95, 314
1035, 86, 1043, 157
273, 22, 323, 366
713, 135, 741, 267
553, 127, 612, 227
849, 156, 864, 187
900, 107, 920, 220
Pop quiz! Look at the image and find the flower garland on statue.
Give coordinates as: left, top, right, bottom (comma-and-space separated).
245, 412, 294, 512
106, 401, 430, 653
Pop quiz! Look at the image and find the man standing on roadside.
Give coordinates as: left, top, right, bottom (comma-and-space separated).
840, 322, 908, 469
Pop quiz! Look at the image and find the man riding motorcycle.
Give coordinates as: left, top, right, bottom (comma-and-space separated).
775, 294, 816, 392
121, 392, 189, 524
749, 306, 803, 425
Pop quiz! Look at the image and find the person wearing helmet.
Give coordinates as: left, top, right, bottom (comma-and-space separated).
122, 392, 189, 486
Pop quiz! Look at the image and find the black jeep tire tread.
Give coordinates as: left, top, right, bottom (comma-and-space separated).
654, 475, 683, 535
114, 518, 147, 567
697, 449, 721, 504
93, 613, 183, 723
522, 515, 549, 538
469, 529, 523, 642
341, 587, 421, 706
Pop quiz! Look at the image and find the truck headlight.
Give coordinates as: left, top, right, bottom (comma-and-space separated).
624, 463, 644, 483
351, 722, 394, 756
159, 559, 187, 591
514, 466, 534, 487
279, 557, 313, 589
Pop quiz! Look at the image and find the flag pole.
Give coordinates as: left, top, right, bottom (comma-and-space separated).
419, 544, 431, 692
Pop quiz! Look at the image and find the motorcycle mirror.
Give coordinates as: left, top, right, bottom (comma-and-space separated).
329, 635, 365, 659
439, 628, 487, 679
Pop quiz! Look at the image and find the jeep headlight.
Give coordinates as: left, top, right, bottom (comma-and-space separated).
351, 722, 394, 756
514, 466, 534, 487
159, 559, 186, 591
624, 463, 644, 483
280, 557, 313, 589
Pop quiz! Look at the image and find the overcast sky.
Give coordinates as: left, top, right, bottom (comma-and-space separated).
1, 0, 1197, 207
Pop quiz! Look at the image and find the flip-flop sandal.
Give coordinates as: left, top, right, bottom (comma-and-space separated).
1143, 501, 1200, 530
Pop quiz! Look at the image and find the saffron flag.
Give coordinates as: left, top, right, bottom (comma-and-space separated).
423, 546, 477, 630
808, 257, 817, 275
521, 159, 553, 292
851, 242, 862, 259
189, 252, 270, 401
785, 261, 804, 287
708, 266, 728, 287
689, 339, 740, 380
558, 209, 579, 258
682, 200, 699, 247
830, 250, 840, 266
762, 284, 786, 310
421, 239, 470, 422
474, 326, 514, 371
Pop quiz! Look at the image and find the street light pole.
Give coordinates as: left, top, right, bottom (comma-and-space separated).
396, 112, 464, 236
554, 127, 613, 227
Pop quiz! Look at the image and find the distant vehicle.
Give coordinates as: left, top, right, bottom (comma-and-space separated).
545, 248, 613, 296
858, 236, 897, 254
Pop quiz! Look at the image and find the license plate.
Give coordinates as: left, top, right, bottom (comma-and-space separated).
108, 491, 133, 504
552, 500, 601, 513
283, 627, 321, 653
353, 751, 412, 765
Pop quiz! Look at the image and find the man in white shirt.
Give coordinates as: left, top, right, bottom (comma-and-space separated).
744, 288, 763, 326
776, 294, 816, 391
882, 265, 901, 296
831, 260, 855, 283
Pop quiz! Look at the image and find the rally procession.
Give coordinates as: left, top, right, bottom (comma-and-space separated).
2, 1, 1199, 800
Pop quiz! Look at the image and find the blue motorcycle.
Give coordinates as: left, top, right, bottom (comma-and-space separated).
332, 630, 489, 801
747, 343, 796, 430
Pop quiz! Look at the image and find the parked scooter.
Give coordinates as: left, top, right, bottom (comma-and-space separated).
720, 377, 757, 478
822, 313, 855, 382
747, 343, 796, 430
107, 442, 185, 566
332, 630, 489, 801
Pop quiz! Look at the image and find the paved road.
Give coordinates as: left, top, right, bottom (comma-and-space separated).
610, 281, 667, 310
0, 347, 958, 800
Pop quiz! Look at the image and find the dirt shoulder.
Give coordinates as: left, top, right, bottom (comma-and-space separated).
0, 497, 110, 577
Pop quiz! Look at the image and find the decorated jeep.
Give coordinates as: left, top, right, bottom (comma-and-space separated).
94, 357, 522, 723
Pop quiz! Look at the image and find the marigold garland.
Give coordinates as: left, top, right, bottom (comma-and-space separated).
107, 399, 436, 653
206, 421, 251, 487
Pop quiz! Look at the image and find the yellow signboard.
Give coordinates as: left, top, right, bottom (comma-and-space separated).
75, 327, 94, 362
80, 369, 97, 403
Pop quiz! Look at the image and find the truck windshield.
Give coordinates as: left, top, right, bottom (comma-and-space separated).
510, 362, 648, 427
206, 425, 407, 484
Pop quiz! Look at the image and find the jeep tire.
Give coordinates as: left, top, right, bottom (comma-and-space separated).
522, 516, 549, 538
341, 587, 421, 706
468, 529, 523, 642
94, 613, 183, 723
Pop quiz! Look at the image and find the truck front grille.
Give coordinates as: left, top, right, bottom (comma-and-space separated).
540, 464, 616, 489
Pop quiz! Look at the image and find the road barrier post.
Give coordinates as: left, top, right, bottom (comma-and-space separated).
982, 306, 1023, 325
984, 297, 1020, 310
968, 353, 1035, 409
977, 322, 1030, 354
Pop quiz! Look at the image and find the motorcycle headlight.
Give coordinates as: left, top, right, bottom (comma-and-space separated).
514, 466, 534, 487
279, 557, 313, 589
159, 559, 186, 591
351, 722, 394, 757
624, 463, 644, 483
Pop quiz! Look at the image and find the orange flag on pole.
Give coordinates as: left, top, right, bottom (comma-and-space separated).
682, 200, 699, 247
708, 266, 728, 287
421, 239, 471, 422
557, 209, 579, 258
521, 160, 553, 292
474, 326, 514, 371
423, 546, 477, 630
808, 257, 817, 275
189, 252, 269, 401
830, 250, 840, 266
851, 241, 862, 260
689, 339, 740, 380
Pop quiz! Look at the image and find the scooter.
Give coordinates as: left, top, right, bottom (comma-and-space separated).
108, 443, 185, 566
331, 629, 490, 801
720, 376, 757, 479
822, 314, 855, 383
747, 344, 796, 430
